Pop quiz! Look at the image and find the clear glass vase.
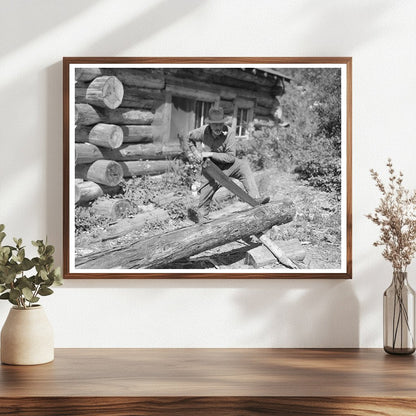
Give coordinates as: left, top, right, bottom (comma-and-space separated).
383, 271, 416, 355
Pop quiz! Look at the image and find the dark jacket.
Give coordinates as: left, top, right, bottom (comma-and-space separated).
186, 125, 236, 164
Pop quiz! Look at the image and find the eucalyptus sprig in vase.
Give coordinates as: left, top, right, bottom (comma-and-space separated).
0, 224, 62, 365
367, 159, 416, 355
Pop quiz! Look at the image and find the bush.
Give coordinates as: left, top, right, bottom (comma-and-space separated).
294, 155, 341, 193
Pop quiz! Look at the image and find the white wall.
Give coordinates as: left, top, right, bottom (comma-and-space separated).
0, 0, 415, 348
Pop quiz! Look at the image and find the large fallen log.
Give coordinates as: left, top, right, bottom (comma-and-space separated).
100, 209, 169, 241
75, 199, 295, 269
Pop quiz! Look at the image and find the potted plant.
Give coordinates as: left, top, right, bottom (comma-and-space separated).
367, 159, 416, 354
0, 224, 62, 365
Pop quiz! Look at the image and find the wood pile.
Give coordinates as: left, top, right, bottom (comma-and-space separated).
76, 200, 295, 269
74, 68, 182, 207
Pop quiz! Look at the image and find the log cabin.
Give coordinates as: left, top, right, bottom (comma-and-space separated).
74, 67, 291, 202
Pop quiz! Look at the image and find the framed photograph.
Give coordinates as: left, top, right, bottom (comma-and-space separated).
63, 57, 352, 279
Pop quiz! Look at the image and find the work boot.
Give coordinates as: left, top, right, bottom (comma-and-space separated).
188, 208, 210, 224
254, 196, 270, 205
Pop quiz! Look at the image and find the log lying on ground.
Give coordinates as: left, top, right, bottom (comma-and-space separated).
75, 76, 124, 109
75, 143, 104, 164
75, 199, 295, 269
258, 235, 298, 269
75, 68, 102, 82
100, 208, 169, 242
101, 144, 183, 161
120, 160, 172, 177
76, 160, 123, 186
75, 105, 156, 126
91, 199, 132, 219
245, 239, 306, 268
75, 181, 122, 204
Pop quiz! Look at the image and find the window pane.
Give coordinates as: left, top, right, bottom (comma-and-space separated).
236, 108, 249, 136
194, 101, 212, 128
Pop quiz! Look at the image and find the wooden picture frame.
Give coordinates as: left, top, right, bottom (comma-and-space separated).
63, 57, 352, 279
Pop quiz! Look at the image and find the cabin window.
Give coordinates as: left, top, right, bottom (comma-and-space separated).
169, 96, 216, 142
236, 107, 249, 137
194, 100, 212, 128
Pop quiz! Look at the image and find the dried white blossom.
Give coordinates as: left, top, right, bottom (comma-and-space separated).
367, 159, 416, 272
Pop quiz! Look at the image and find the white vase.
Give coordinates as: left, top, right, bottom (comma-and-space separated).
1, 305, 54, 365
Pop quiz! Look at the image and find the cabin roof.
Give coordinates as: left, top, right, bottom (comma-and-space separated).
241, 68, 292, 82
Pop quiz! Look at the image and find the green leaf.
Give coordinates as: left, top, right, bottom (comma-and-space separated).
0, 292, 9, 299
52, 267, 63, 285
32, 240, 43, 247
8, 297, 18, 306
38, 287, 53, 296
17, 276, 35, 290
13, 237, 22, 248
2, 271, 17, 285
22, 287, 34, 301
9, 288, 21, 301
45, 245, 55, 256
17, 248, 25, 263
39, 269, 48, 281
21, 258, 33, 271
0, 232, 6, 244
0, 224, 5, 232
0, 285, 6, 294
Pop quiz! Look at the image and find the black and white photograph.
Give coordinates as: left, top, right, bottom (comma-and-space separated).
63, 58, 351, 278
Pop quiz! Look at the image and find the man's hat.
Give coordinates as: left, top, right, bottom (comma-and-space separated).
205, 107, 226, 124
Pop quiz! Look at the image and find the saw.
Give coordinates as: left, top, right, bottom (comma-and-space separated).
201, 159, 298, 269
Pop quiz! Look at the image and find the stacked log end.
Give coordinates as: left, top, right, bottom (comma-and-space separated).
74, 68, 181, 208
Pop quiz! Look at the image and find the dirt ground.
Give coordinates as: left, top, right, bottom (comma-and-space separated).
75, 168, 342, 270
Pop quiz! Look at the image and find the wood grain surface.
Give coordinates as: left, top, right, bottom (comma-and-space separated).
1, 348, 414, 415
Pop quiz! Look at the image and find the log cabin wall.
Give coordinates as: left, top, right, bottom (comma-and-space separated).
74, 67, 288, 205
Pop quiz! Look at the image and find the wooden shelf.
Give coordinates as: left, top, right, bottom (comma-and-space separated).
1, 348, 415, 415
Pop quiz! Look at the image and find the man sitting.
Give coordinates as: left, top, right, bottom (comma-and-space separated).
185, 107, 269, 223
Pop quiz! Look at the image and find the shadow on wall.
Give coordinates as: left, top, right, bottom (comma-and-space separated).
289, 0, 393, 53
233, 280, 359, 347
82, 0, 205, 55
0, 0, 101, 56
45, 0, 204, 262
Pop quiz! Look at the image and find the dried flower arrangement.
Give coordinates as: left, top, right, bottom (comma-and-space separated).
367, 159, 416, 354
367, 159, 416, 272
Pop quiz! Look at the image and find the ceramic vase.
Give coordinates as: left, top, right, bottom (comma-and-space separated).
1, 305, 54, 365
